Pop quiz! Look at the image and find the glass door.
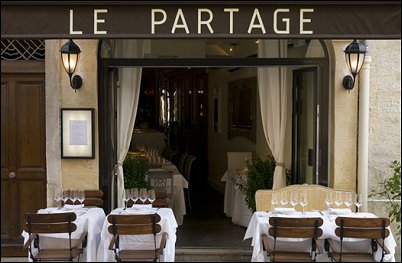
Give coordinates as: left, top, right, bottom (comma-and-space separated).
292, 68, 318, 185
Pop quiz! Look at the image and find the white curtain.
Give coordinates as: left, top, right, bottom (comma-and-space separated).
257, 40, 288, 190
113, 40, 145, 208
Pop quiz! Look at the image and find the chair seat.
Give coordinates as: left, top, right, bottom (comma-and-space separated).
34, 248, 81, 261
270, 252, 313, 262
118, 249, 163, 261
328, 252, 376, 262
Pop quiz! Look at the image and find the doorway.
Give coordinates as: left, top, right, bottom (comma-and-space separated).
97, 40, 330, 246
1, 69, 46, 256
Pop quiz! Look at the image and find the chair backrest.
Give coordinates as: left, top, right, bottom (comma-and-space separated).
107, 214, 162, 236
161, 146, 177, 162
183, 155, 196, 182
227, 152, 252, 171
25, 212, 77, 234
147, 169, 174, 200
83, 189, 104, 206
335, 217, 390, 239
178, 153, 188, 174
269, 217, 323, 239
255, 184, 354, 212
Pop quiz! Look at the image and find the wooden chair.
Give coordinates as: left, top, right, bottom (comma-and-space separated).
178, 153, 188, 174
161, 146, 177, 163
325, 217, 390, 262
183, 155, 196, 210
147, 169, 174, 208
107, 214, 168, 262
262, 217, 323, 262
23, 212, 87, 262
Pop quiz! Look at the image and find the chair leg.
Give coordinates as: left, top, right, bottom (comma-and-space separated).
187, 188, 192, 210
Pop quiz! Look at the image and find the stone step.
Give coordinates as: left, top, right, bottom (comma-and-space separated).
175, 247, 253, 262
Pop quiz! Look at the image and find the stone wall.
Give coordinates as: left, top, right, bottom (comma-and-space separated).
330, 40, 359, 192
367, 40, 401, 261
45, 40, 100, 206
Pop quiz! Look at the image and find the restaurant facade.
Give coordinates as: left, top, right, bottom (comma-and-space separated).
1, 1, 401, 258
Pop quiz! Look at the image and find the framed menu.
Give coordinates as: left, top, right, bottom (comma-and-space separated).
61, 108, 95, 159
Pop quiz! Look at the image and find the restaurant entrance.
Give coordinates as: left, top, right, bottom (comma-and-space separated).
98, 39, 330, 234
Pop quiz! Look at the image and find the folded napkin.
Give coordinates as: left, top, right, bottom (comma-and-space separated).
38, 207, 58, 214
131, 204, 152, 209
274, 207, 296, 214
64, 204, 84, 209
329, 208, 352, 214
126, 209, 154, 215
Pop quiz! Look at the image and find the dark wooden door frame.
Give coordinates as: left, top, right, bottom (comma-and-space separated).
97, 41, 329, 212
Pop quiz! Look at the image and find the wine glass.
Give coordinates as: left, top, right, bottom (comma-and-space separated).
344, 192, 353, 209
62, 189, 70, 206
290, 192, 299, 210
299, 192, 308, 214
280, 192, 289, 208
54, 190, 62, 209
139, 188, 148, 204
354, 193, 363, 213
325, 192, 334, 211
334, 191, 343, 208
70, 189, 78, 205
77, 190, 85, 206
131, 188, 139, 206
271, 193, 279, 211
148, 189, 156, 206
124, 189, 131, 209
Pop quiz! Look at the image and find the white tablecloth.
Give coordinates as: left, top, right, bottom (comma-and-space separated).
96, 208, 178, 262
244, 211, 397, 262
152, 162, 188, 225
21, 207, 106, 262
221, 170, 253, 227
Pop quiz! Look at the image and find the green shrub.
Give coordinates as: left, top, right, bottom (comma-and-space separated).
233, 153, 275, 212
123, 156, 150, 189
370, 160, 401, 236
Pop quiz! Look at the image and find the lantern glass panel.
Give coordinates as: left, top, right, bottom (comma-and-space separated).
62, 53, 79, 74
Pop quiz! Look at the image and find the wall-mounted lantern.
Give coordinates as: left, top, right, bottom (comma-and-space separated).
60, 39, 82, 91
343, 39, 367, 91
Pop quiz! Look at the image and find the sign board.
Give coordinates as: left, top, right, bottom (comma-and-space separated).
1, 1, 401, 39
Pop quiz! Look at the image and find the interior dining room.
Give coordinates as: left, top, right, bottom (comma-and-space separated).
1, 1, 400, 261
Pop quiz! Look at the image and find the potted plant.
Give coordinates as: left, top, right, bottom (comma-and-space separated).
370, 160, 401, 236
123, 156, 150, 189
232, 153, 275, 212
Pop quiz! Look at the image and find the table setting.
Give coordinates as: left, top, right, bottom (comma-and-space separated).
21, 204, 106, 262
244, 191, 397, 262
96, 207, 178, 262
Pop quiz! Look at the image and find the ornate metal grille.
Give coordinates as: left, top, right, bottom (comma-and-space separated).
1, 39, 45, 60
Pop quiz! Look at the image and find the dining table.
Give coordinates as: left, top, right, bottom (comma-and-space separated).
21, 206, 106, 262
96, 207, 178, 262
221, 169, 253, 227
150, 161, 188, 226
244, 210, 398, 262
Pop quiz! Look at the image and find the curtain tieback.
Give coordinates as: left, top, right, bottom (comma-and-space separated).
276, 163, 285, 167
117, 162, 123, 166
